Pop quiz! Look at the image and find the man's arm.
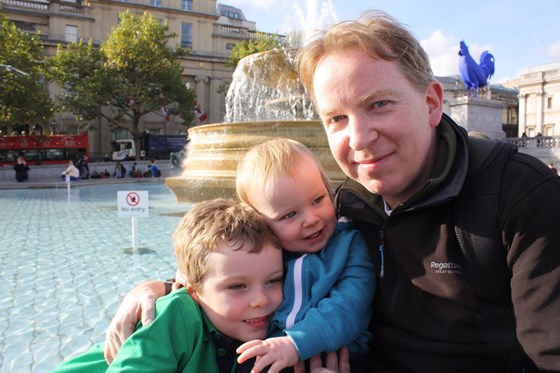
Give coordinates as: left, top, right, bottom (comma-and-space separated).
103, 280, 170, 363
503, 158, 560, 370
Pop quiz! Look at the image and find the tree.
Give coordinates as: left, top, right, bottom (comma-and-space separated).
48, 11, 195, 160
227, 32, 286, 68
218, 32, 287, 97
0, 15, 54, 134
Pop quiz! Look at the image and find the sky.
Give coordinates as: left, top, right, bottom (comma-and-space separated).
221, 0, 560, 84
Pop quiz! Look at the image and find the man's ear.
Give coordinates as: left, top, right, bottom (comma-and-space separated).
426, 80, 444, 128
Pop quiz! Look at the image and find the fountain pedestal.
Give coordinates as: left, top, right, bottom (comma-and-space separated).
165, 120, 346, 203
166, 48, 347, 203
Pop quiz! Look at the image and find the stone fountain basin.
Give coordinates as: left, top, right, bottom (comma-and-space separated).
165, 120, 346, 203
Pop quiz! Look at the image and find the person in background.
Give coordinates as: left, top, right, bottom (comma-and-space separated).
13, 156, 30, 182
60, 160, 80, 181
77, 154, 90, 179
113, 161, 126, 178
90, 169, 101, 179
548, 162, 557, 175
103, 9, 560, 372
51, 199, 285, 373
149, 159, 161, 178
129, 162, 138, 178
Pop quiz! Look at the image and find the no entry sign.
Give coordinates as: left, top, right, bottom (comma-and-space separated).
117, 191, 149, 217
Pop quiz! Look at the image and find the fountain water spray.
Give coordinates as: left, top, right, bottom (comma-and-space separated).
165, 0, 345, 202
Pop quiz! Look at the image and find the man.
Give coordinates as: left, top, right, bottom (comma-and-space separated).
105, 10, 560, 372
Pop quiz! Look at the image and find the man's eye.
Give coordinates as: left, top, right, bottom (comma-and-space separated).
373, 100, 389, 109
228, 284, 246, 290
328, 115, 346, 124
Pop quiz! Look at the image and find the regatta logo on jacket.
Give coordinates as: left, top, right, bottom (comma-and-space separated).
430, 261, 463, 274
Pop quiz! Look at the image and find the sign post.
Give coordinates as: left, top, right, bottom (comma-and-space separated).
65, 174, 71, 198
117, 191, 149, 253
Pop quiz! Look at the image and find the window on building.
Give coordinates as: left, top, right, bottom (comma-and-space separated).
547, 97, 553, 109
544, 125, 554, 136
182, 0, 193, 11
226, 43, 235, 51
526, 126, 536, 137
181, 22, 193, 48
224, 11, 240, 19
115, 128, 129, 140
65, 25, 78, 42
14, 21, 35, 33
151, 0, 161, 6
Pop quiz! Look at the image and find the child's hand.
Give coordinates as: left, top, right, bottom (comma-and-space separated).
237, 336, 299, 373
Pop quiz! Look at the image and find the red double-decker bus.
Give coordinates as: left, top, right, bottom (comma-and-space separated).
0, 132, 89, 166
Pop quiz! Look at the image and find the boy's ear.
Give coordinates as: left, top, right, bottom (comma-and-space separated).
186, 283, 200, 303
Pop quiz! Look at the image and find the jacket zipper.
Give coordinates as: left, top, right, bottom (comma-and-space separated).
286, 253, 307, 328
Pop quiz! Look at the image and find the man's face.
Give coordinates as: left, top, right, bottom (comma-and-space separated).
313, 48, 443, 208
191, 243, 284, 342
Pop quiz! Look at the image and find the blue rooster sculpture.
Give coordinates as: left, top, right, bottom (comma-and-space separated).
458, 41, 495, 97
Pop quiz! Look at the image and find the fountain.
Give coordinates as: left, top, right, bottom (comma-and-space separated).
165, 1, 345, 203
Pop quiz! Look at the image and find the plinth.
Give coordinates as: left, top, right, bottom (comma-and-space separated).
448, 96, 505, 139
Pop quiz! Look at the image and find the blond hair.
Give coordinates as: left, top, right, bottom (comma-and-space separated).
173, 198, 281, 290
236, 138, 331, 207
297, 10, 434, 103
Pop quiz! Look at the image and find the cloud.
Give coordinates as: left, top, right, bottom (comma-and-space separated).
545, 41, 560, 58
421, 30, 494, 78
421, 30, 459, 77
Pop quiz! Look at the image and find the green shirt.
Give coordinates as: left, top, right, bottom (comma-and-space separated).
51, 288, 249, 373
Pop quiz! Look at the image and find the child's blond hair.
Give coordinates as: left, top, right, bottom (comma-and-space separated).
173, 198, 281, 290
236, 138, 331, 207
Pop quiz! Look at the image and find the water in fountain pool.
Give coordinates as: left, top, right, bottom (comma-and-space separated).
0, 183, 192, 372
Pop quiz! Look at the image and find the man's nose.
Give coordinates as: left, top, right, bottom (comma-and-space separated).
347, 115, 379, 150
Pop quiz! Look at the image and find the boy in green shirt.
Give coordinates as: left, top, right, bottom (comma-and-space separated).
51, 199, 284, 373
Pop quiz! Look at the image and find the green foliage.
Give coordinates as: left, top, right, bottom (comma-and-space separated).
0, 15, 54, 133
48, 40, 111, 122
48, 11, 195, 159
227, 32, 286, 67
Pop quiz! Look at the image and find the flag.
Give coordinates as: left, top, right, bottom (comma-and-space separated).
161, 104, 170, 122
194, 100, 207, 122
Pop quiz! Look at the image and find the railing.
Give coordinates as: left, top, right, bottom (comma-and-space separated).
60, 2, 82, 14
1, 0, 84, 13
1, 0, 48, 11
213, 24, 251, 40
505, 136, 560, 149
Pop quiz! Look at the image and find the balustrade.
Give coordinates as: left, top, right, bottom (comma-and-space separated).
505, 136, 560, 148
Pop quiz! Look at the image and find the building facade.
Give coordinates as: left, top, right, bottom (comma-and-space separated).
1, 0, 257, 159
503, 62, 560, 138
7, 0, 557, 159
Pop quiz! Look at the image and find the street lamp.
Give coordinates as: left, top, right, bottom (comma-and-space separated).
0, 63, 29, 76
